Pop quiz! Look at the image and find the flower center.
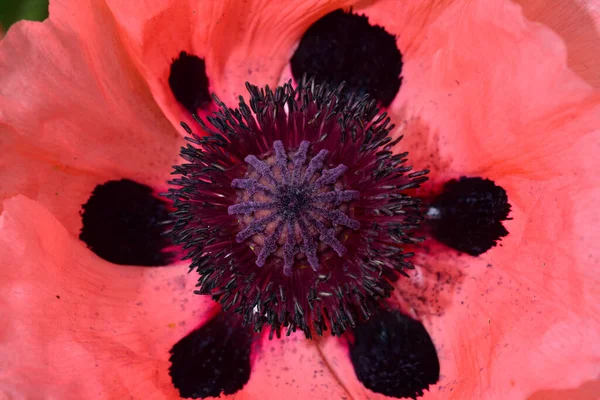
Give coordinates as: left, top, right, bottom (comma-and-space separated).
167, 79, 429, 338
228, 141, 360, 275
277, 185, 309, 217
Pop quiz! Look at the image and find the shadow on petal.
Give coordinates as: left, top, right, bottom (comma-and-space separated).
527, 379, 600, 400
512, 0, 600, 87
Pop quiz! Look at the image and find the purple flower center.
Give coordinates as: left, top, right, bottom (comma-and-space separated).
228, 140, 360, 275
166, 78, 429, 338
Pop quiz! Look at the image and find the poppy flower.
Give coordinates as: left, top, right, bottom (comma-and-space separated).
1, 1, 599, 400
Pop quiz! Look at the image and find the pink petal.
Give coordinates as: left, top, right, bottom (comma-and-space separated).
0, 145, 102, 237
315, 0, 600, 398
513, 0, 600, 87
105, 0, 361, 129
236, 335, 361, 400
0, 195, 214, 399
0, 0, 183, 182
360, 0, 595, 177
0, 195, 368, 399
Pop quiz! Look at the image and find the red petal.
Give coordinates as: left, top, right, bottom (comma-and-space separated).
0, 196, 214, 399
106, 0, 361, 130
0, 145, 102, 237
0, 0, 183, 182
237, 335, 358, 399
318, 0, 600, 398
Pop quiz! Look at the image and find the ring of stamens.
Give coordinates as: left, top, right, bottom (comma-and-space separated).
228, 140, 360, 276
167, 79, 430, 338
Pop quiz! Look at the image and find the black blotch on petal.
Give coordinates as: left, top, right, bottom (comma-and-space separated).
429, 177, 511, 256
350, 310, 440, 399
290, 9, 403, 107
169, 51, 211, 113
79, 179, 174, 266
169, 313, 253, 399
